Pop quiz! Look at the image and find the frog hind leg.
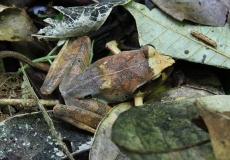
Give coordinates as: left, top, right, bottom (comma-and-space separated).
53, 104, 103, 133
53, 99, 111, 133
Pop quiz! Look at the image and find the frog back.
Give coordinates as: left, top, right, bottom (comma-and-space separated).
60, 50, 154, 103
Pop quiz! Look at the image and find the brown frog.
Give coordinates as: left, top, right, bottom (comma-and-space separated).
40, 36, 175, 133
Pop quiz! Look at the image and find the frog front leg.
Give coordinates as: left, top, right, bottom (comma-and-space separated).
41, 36, 91, 94
41, 36, 111, 133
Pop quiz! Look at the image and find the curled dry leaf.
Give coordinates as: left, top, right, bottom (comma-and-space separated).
195, 95, 230, 160
90, 103, 131, 160
0, 5, 37, 41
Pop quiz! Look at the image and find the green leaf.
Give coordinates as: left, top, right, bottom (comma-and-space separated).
55, 12, 63, 21
125, 2, 230, 69
112, 99, 214, 160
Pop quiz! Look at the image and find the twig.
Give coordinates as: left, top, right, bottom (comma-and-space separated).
0, 41, 63, 72
0, 99, 58, 107
0, 51, 48, 71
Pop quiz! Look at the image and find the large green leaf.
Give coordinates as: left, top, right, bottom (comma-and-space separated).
112, 99, 214, 160
125, 2, 230, 69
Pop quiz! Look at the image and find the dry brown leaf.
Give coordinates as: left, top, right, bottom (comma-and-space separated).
150, 0, 228, 26
195, 95, 230, 160
0, 5, 37, 41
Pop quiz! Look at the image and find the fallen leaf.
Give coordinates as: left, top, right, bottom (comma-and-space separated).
195, 95, 230, 160
150, 0, 228, 26
112, 99, 214, 160
146, 65, 224, 103
221, 0, 230, 9
125, 2, 230, 69
0, 112, 92, 159
34, 0, 131, 39
1, 0, 36, 7
0, 5, 37, 41
90, 103, 131, 160
147, 86, 215, 103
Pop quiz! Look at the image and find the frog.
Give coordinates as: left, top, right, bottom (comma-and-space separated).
40, 36, 175, 133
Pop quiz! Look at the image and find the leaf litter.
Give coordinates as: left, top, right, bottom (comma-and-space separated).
1, 0, 230, 159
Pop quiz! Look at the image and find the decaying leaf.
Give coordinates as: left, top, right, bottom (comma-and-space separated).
0, 5, 37, 41
112, 100, 214, 160
125, 2, 230, 69
90, 103, 131, 160
0, 112, 92, 159
34, 0, 131, 38
195, 95, 230, 160
150, 0, 229, 26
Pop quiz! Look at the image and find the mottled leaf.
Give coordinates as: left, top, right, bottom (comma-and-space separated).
125, 2, 230, 69
150, 0, 228, 26
112, 99, 214, 160
34, 0, 131, 38
0, 112, 92, 159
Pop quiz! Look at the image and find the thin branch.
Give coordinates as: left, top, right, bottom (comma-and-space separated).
0, 99, 58, 107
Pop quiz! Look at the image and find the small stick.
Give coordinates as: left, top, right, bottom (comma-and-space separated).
0, 99, 59, 107
190, 30, 217, 48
